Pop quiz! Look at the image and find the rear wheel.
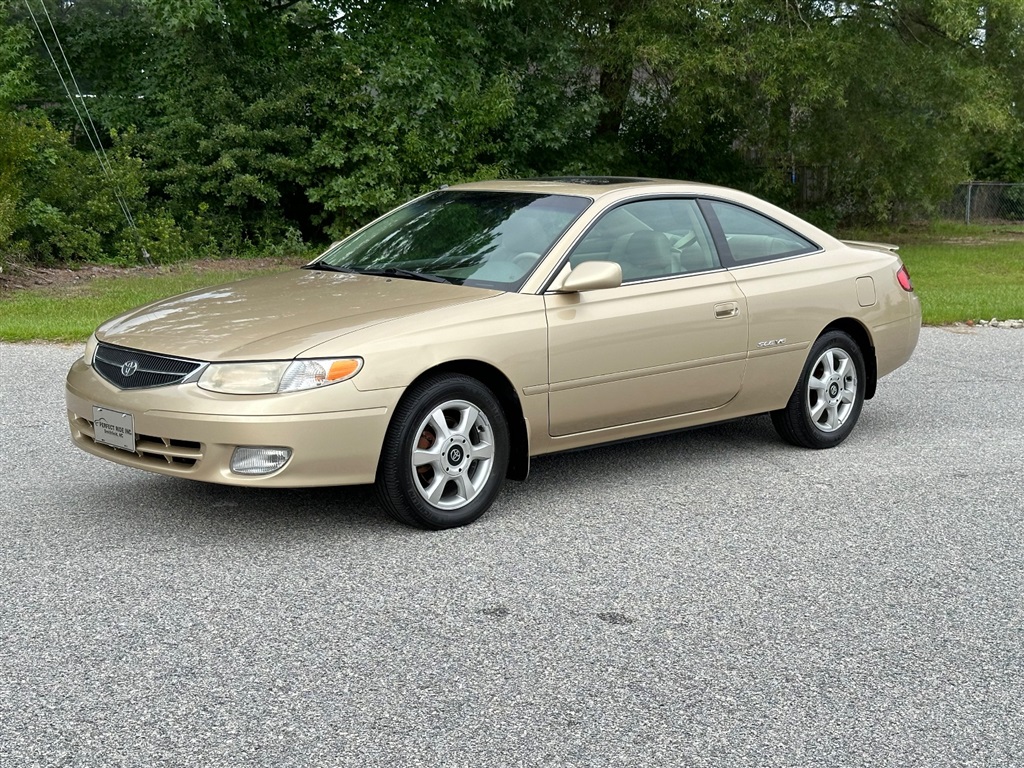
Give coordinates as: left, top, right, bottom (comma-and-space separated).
376, 374, 509, 529
771, 330, 866, 449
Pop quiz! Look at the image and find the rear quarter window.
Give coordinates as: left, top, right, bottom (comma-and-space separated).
705, 200, 818, 265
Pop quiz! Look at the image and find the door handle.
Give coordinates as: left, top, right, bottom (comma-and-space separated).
714, 302, 740, 319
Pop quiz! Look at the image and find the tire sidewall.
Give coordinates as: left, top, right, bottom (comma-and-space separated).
798, 331, 866, 447
383, 376, 509, 529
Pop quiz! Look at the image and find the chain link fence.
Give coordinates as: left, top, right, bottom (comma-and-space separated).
941, 182, 1024, 224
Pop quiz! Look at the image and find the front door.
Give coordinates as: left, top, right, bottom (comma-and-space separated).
545, 198, 748, 436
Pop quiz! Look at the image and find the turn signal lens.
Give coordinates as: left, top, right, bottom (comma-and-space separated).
896, 265, 914, 292
328, 359, 361, 380
278, 357, 363, 393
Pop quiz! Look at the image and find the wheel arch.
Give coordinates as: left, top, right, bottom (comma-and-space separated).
820, 318, 877, 400
396, 360, 530, 481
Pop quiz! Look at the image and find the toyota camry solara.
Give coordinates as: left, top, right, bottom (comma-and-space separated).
66, 177, 921, 529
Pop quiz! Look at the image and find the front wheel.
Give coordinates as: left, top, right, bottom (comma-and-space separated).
375, 374, 509, 529
771, 330, 866, 449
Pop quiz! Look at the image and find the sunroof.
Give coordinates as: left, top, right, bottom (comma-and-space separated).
524, 176, 657, 185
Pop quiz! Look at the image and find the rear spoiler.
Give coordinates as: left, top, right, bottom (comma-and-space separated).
841, 239, 899, 254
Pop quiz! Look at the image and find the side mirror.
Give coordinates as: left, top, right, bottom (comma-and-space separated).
556, 261, 623, 293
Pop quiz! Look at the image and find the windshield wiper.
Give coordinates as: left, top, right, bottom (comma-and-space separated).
351, 267, 452, 284
303, 263, 451, 283
303, 262, 357, 273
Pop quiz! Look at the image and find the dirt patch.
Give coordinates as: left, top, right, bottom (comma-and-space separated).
938, 235, 1024, 246
0, 257, 307, 296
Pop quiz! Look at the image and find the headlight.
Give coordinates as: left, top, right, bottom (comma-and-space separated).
197, 358, 362, 395
83, 334, 99, 366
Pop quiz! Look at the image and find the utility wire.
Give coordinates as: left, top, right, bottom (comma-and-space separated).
40, 0, 139, 234
24, 0, 153, 266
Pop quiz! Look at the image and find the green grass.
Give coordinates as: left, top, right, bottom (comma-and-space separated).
0, 266, 296, 343
2, 237, 1023, 342
839, 220, 1024, 243
894, 240, 1024, 324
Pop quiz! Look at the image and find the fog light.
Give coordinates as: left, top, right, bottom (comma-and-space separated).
230, 446, 292, 475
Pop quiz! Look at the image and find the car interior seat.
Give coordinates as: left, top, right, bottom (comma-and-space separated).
676, 234, 715, 272
611, 230, 675, 281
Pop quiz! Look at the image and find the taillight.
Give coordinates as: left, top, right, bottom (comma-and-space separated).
896, 265, 914, 292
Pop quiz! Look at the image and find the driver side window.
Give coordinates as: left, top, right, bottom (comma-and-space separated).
568, 198, 720, 282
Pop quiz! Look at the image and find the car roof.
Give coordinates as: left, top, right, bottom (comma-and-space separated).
446, 176, 739, 199
443, 176, 844, 256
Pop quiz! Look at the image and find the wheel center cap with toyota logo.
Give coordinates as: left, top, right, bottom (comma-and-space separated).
440, 435, 470, 476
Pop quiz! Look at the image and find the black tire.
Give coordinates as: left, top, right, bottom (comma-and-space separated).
375, 374, 509, 529
771, 330, 866, 449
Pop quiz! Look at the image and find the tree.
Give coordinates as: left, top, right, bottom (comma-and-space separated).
1, 10, 149, 266
7, 0, 1024, 268
306, 0, 602, 236
585, 0, 1020, 221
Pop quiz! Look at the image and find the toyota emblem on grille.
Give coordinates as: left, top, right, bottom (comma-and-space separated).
121, 360, 139, 377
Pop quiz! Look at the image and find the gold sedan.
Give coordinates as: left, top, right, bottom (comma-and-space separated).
66, 178, 922, 528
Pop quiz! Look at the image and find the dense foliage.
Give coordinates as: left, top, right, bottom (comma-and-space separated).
3, 0, 1024, 266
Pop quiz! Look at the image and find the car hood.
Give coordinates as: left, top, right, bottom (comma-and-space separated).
96, 269, 502, 361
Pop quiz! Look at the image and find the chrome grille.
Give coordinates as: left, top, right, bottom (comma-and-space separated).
94, 343, 204, 390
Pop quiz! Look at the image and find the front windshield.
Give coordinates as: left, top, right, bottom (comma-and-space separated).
314, 190, 591, 289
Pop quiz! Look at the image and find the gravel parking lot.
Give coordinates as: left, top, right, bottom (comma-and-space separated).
1, 327, 1022, 767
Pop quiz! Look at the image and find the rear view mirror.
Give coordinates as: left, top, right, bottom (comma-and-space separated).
556, 261, 622, 293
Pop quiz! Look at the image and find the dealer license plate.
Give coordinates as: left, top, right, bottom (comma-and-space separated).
92, 406, 136, 452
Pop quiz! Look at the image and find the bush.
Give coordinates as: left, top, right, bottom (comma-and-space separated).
0, 110, 184, 266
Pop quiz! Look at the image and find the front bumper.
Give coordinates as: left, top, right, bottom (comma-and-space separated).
65, 357, 402, 487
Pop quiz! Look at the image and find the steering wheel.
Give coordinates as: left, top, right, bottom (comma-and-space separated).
671, 232, 698, 252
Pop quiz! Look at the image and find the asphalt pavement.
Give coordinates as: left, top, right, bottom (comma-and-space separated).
1, 327, 1022, 767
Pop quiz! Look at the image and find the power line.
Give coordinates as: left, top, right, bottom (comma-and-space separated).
24, 0, 152, 266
